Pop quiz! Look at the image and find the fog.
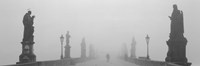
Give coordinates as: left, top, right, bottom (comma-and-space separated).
0, 0, 200, 66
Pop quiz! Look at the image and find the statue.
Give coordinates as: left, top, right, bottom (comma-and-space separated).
22, 10, 35, 42
169, 4, 184, 38
165, 4, 191, 66
81, 38, 86, 58
66, 31, 70, 44
130, 37, 136, 58
65, 31, 71, 58
17, 10, 36, 64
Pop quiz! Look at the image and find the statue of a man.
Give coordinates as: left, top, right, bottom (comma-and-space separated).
169, 4, 184, 38
66, 31, 70, 44
22, 11, 35, 42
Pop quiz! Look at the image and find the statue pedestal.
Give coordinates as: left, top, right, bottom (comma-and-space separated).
165, 37, 191, 66
130, 45, 136, 58
81, 48, 86, 58
64, 44, 71, 58
17, 41, 36, 64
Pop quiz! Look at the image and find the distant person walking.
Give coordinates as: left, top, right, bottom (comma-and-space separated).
106, 54, 110, 62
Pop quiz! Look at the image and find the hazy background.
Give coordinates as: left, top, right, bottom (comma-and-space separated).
0, 0, 199, 66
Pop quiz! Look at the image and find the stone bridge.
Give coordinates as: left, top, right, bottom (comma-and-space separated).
4, 4, 192, 66
6, 56, 181, 66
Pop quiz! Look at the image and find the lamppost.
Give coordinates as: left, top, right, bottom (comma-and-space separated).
60, 35, 64, 59
145, 34, 150, 59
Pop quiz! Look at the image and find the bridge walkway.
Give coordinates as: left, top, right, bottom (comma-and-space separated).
75, 57, 139, 66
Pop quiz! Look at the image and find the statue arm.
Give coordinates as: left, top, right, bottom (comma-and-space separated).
169, 16, 172, 20
30, 15, 35, 23
179, 11, 183, 20
32, 15, 35, 18
31, 16, 35, 20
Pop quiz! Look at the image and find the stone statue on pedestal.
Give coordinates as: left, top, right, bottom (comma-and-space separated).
65, 31, 71, 58
81, 38, 86, 58
17, 10, 36, 64
165, 4, 191, 66
130, 37, 136, 58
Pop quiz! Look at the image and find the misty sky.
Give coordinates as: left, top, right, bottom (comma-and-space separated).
0, 0, 200, 66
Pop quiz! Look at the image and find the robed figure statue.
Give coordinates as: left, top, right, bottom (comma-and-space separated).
17, 10, 36, 64
169, 4, 184, 38
23, 11, 35, 42
166, 4, 191, 66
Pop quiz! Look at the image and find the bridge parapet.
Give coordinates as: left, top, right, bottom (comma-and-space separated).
5, 57, 93, 66
124, 57, 181, 66
71, 57, 94, 64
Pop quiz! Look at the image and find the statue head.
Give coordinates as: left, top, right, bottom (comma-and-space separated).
173, 4, 178, 10
28, 11, 32, 15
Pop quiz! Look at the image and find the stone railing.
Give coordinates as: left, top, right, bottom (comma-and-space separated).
5, 57, 93, 66
70, 57, 94, 64
124, 57, 181, 66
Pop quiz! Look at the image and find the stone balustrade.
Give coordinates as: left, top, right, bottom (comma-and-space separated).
5, 57, 93, 66
124, 57, 181, 66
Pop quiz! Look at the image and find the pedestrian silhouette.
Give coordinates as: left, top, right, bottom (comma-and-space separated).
106, 54, 110, 62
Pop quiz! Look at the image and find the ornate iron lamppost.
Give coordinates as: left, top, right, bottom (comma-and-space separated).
145, 34, 150, 59
60, 35, 64, 59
